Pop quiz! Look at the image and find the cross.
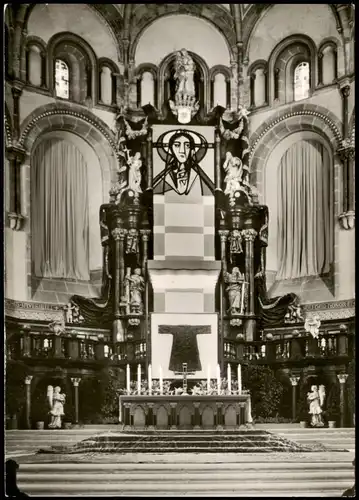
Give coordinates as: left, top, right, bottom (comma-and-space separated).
158, 324, 211, 372
174, 362, 195, 394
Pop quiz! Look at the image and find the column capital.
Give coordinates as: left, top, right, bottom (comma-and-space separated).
139, 229, 151, 241
337, 373, 348, 384
25, 375, 33, 385
112, 228, 127, 241
241, 229, 257, 242
12, 80, 25, 97
71, 377, 81, 387
218, 230, 229, 242
289, 376, 300, 386
340, 85, 351, 98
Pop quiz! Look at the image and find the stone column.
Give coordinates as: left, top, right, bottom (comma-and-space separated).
25, 375, 33, 429
193, 402, 201, 430
338, 144, 355, 230
7, 146, 25, 230
140, 230, 151, 366
111, 227, 127, 343
11, 82, 23, 141
242, 229, 257, 341
337, 374, 348, 428
289, 376, 300, 421
71, 378, 81, 426
216, 402, 224, 430
146, 128, 153, 190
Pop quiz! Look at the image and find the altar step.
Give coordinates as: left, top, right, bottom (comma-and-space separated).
15, 457, 355, 496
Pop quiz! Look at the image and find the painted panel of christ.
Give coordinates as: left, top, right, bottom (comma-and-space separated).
151, 313, 218, 380
152, 125, 215, 261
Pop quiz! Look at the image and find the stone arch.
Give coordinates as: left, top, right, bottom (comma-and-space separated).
4, 104, 13, 147
129, 5, 236, 63
18, 102, 119, 163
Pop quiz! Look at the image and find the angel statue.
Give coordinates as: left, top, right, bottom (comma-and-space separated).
47, 385, 66, 429
174, 48, 196, 97
284, 297, 304, 324
304, 315, 321, 338
224, 267, 246, 315
127, 151, 142, 195
307, 385, 325, 427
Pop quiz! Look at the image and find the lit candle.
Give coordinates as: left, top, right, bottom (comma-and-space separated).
137, 364, 141, 394
159, 365, 163, 395
126, 364, 130, 393
237, 363, 242, 395
227, 364, 231, 394
148, 364, 152, 396
207, 365, 211, 393
217, 364, 221, 395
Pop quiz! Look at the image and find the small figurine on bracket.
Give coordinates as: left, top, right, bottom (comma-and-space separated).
47, 385, 66, 429
126, 268, 145, 315
229, 229, 243, 263
284, 298, 304, 324
224, 267, 247, 315
63, 303, 76, 324
126, 228, 139, 255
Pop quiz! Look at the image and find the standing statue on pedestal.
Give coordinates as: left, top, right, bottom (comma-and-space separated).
126, 268, 145, 315
47, 386, 66, 429
169, 49, 199, 124
229, 229, 243, 263
307, 385, 325, 427
224, 267, 246, 315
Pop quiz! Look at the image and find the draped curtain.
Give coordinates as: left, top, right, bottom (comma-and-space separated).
32, 139, 90, 280
277, 140, 332, 280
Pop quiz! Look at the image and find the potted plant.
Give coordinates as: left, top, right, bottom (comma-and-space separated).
326, 384, 340, 428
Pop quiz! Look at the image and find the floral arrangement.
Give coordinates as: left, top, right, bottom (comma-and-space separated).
118, 379, 249, 396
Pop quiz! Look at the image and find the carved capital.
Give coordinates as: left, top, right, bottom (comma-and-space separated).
8, 212, 25, 231
25, 375, 33, 385
218, 230, 229, 243
112, 228, 127, 241
337, 373, 348, 384
338, 211, 355, 230
337, 144, 355, 160
6, 146, 26, 164
140, 229, 151, 242
289, 376, 300, 387
340, 85, 351, 99
241, 229, 257, 242
71, 377, 81, 387
11, 81, 24, 98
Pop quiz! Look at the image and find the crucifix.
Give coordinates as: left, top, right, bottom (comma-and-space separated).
175, 362, 195, 394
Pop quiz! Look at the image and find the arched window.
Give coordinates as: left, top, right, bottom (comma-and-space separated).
55, 59, 69, 99
294, 62, 310, 101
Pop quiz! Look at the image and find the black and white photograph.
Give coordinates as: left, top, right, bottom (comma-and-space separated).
4, 3, 355, 497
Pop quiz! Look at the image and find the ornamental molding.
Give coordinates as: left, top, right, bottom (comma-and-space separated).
249, 110, 342, 158
302, 299, 355, 311
5, 298, 64, 322
18, 107, 120, 159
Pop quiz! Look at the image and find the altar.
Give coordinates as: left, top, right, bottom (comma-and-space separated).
119, 394, 253, 430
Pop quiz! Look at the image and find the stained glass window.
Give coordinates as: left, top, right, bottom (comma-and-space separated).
55, 59, 69, 99
294, 61, 310, 101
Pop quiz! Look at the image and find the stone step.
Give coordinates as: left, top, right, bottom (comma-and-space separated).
17, 480, 353, 495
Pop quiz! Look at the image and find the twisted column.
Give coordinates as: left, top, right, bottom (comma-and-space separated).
111, 228, 127, 343
242, 229, 257, 341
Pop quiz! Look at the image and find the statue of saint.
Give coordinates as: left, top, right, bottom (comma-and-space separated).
307, 385, 325, 427
174, 49, 195, 97
224, 267, 246, 315
126, 228, 139, 255
126, 268, 145, 314
229, 230, 243, 263
47, 386, 66, 429
223, 152, 245, 201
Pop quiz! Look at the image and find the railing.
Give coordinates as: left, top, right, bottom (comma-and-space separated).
6, 330, 147, 365
224, 330, 354, 364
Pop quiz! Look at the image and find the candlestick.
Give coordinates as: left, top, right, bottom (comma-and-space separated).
126, 364, 130, 393
227, 364, 231, 394
148, 364, 152, 395
237, 363, 242, 394
159, 365, 163, 395
217, 364, 221, 395
207, 365, 211, 393
137, 364, 141, 394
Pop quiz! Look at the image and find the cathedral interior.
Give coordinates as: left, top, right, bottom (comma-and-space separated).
4, 3, 355, 428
